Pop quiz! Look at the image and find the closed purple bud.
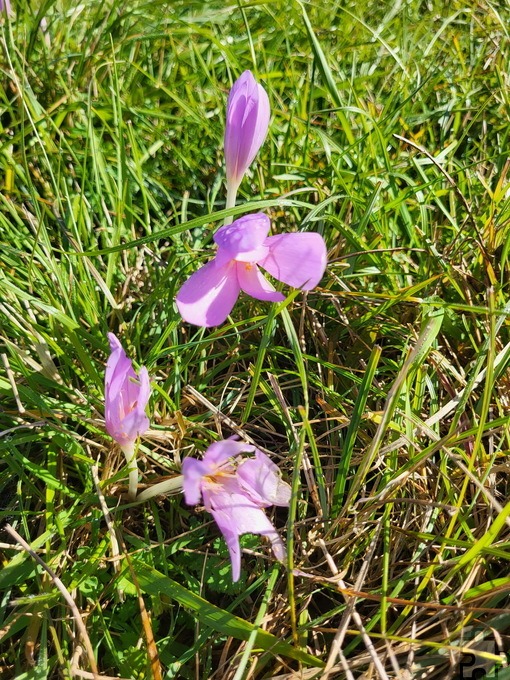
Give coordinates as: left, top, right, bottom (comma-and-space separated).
0, 0, 12, 13
224, 70, 270, 193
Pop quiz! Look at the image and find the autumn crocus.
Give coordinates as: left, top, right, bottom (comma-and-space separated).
0, 0, 11, 13
224, 71, 270, 214
183, 439, 291, 582
175, 213, 327, 327
104, 333, 150, 500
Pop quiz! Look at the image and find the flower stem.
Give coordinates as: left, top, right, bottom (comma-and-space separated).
121, 442, 139, 501
224, 182, 239, 225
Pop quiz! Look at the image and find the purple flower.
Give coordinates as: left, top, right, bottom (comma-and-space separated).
105, 333, 150, 446
182, 439, 291, 582
0, 0, 11, 13
224, 71, 270, 201
175, 213, 327, 327
105, 333, 150, 499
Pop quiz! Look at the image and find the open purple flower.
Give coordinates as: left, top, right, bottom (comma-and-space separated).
175, 213, 327, 327
224, 71, 270, 209
182, 439, 291, 582
105, 333, 150, 499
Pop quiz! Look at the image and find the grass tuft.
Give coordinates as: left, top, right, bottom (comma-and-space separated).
1, 0, 510, 678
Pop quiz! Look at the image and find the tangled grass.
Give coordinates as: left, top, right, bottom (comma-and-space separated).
1, 1, 510, 678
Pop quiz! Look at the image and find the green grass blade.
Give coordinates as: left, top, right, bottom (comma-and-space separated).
131, 561, 324, 669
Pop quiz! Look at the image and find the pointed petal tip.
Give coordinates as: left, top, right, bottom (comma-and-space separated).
107, 332, 122, 351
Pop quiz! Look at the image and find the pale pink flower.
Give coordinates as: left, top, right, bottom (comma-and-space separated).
175, 213, 327, 327
182, 439, 291, 582
104, 333, 150, 499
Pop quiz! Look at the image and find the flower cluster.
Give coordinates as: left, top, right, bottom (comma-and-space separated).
103, 70, 325, 581
103, 334, 290, 581
176, 70, 327, 327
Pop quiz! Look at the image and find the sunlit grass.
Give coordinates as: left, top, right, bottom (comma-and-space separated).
1, 0, 510, 678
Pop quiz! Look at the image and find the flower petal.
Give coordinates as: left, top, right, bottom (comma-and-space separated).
210, 513, 242, 583
224, 71, 270, 188
237, 263, 285, 302
260, 233, 328, 290
182, 458, 208, 506
237, 450, 291, 507
204, 478, 286, 582
117, 405, 150, 446
267, 531, 286, 563
175, 259, 241, 327
105, 332, 124, 378
202, 438, 255, 470
105, 333, 137, 404
122, 366, 152, 422
136, 366, 151, 412
214, 214, 270, 264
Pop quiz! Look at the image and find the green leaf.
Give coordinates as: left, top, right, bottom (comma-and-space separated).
129, 561, 324, 669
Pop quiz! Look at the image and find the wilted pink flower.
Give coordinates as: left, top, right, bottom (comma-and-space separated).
182, 439, 291, 582
105, 333, 150, 499
224, 71, 270, 204
175, 213, 327, 327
